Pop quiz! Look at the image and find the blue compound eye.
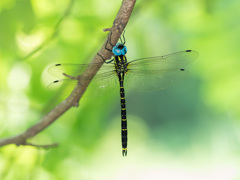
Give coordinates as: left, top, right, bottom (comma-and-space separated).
112, 46, 122, 56
121, 46, 127, 55
112, 44, 127, 56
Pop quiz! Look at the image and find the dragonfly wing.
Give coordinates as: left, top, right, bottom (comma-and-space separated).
128, 50, 198, 70
124, 50, 198, 91
48, 62, 115, 79
85, 70, 119, 98
125, 68, 189, 91
47, 78, 78, 98
48, 63, 93, 79
48, 62, 118, 98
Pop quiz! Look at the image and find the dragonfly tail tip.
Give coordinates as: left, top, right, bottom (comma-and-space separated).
122, 149, 127, 157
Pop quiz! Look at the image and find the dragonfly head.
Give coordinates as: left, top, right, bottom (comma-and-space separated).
112, 43, 127, 56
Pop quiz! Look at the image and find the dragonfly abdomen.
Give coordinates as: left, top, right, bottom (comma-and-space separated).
119, 76, 127, 156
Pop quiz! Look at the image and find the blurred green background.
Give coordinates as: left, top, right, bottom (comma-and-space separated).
1, 0, 240, 179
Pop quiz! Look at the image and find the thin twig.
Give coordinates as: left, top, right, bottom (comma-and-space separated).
63, 73, 78, 80
0, 0, 137, 148
25, 142, 59, 149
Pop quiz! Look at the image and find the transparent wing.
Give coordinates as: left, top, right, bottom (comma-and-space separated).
47, 62, 119, 97
125, 50, 199, 91
48, 62, 115, 79
85, 70, 119, 98
47, 78, 78, 98
128, 50, 198, 70
125, 68, 189, 91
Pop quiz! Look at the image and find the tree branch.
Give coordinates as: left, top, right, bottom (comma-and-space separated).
0, 0, 137, 148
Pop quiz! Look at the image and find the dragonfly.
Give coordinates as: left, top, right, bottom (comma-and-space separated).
48, 32, 199, 156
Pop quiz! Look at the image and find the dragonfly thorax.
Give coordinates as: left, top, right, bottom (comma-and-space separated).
114, 55, 128, 74
112, 43, 127, 56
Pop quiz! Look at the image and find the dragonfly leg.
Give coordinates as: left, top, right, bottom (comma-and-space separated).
97, 52, 105, 62
97, 53, 114, 64
103, 32, 114, 52
105, 59, 114, 64
107, 31, 114, 48
120, 30, 126, 45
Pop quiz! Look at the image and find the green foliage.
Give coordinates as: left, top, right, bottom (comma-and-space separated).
1, 0, 240, 179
